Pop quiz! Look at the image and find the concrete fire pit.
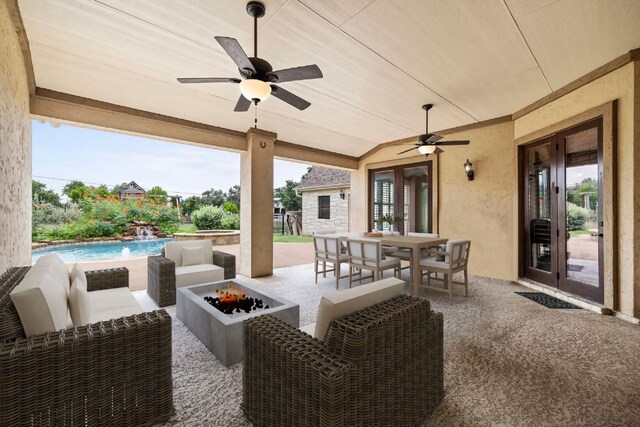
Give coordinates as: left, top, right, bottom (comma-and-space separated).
176, 279, 299, 367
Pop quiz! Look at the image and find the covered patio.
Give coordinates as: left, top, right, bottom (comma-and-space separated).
2, 0, 640, 425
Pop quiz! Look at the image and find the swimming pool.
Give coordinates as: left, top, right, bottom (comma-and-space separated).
32, 238, 173, 263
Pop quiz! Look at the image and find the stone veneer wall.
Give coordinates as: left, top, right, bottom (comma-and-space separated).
0, 2, 32, 273
301, 188, 350, 235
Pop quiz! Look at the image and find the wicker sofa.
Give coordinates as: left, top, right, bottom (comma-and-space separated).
0, 265, 173, 427
243, 279, 444, 427
148, 241, 236, 307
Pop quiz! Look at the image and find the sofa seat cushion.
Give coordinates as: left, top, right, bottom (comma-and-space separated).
313, 277, 405, 341
86, 288, 144, 324
10, 258, 70, 336
175, 264, 224, 288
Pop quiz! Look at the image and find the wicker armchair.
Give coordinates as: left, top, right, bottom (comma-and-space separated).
243, 295, 444, 427
0, 266, 174, 427
148, 249, 236, 307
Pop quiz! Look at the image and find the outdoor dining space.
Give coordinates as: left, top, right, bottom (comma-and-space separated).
314, 232, 471, 303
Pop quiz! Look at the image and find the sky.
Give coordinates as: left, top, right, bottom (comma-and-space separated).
32, 121, 310, 199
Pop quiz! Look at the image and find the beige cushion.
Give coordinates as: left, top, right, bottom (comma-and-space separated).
69, 263, 144, 326
175, 264, 224, 288
86, 288, 143, 324
69, 264, 91, 325
165, 240, 213, 267
35, 254, 71, 296
10, 259, 70, 336
313, 277, 405, 341
182, 246, 205, 266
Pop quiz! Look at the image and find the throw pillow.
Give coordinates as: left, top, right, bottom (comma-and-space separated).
182, 246, 205, 266
69, 267, 91, 326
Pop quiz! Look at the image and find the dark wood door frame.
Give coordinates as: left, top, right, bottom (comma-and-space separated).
520, 117, 604, 304
368, 160, 433, 234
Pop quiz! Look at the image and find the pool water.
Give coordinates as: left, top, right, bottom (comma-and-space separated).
32, 238, 173, 263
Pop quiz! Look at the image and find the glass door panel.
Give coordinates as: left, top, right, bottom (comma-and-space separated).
525, 140, 555, 281
558, 124, 603, 302
372, 170, 394, 231
403, 165, 431, 234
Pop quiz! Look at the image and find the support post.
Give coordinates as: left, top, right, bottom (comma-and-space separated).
240, 128, 276, 277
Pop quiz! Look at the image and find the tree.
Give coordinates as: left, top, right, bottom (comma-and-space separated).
274, 180, 301, 211
62, 180, 88, 204
201, 188, 226, 207
147, 185, 168, 196
110, 182, 129, 195
32, 180, 62, 206
227, 185, 240, 209
181, 196, 202, 216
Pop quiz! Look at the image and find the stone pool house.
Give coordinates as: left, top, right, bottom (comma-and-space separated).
1, 0, 640, 425
297, 166, 351, 235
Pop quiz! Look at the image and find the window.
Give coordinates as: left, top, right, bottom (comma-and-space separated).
318, 195, 330, 219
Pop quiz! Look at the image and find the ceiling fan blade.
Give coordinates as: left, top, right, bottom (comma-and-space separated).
266, 64, 323, 83
426, 134, 443, 143
214, 36, 256, 76
418, 133, 442, 144
270, 85, 311, 110
434, 147, 444, 155
233, 95, 252, 112
397, 146, 418, 155
177, 77, 241, 84
434, 140, 470, 146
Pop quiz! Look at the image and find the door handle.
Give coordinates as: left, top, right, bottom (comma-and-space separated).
598, 233, 604, 238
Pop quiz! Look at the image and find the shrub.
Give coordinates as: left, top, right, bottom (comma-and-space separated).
32, 194, 180, 240
222, 202, 239, 214
220, 212, 240, 230
192, 205, 224, 230
566, 202, 591, 231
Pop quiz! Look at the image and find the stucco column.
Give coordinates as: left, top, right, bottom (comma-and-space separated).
240, 128, 276, 277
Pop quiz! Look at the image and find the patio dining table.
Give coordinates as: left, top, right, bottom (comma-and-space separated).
324, 233, 448, 297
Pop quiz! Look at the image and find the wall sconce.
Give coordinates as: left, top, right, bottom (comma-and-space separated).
463, 159, 474, 181
339, 189, 345, 199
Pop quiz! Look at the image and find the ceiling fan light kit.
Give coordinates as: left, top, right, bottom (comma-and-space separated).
177, 1, 323, 113
239, 79, 271, 103
418, 145, 437, 155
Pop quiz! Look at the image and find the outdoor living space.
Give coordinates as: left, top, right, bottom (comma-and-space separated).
3, 0, 640, 426
118, 265, 640, 425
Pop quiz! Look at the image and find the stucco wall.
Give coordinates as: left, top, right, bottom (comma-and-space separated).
515, 63, 637, 316
352, 121, 517, 281
301, 188, 350, 235
0, 2, 32, 273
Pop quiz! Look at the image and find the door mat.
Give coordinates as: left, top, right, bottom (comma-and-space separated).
567, 264, 584, 272
515, 292, 581, 309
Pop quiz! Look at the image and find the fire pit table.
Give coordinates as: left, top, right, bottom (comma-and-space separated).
176, 279, 299, 366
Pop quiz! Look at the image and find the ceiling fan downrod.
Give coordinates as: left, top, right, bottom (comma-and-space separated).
246, 1, 265, 58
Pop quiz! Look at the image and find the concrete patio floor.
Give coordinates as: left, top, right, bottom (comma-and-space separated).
130, 264, 640, 426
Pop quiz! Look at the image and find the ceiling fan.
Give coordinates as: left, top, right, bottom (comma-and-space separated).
177, 1, 323, 112
398, 104, 470, 156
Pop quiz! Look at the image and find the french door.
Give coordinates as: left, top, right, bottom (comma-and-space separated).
369, 161, 432, 235
523, 118, 603, 303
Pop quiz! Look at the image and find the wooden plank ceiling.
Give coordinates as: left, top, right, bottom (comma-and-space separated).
19, 0, 640, 157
